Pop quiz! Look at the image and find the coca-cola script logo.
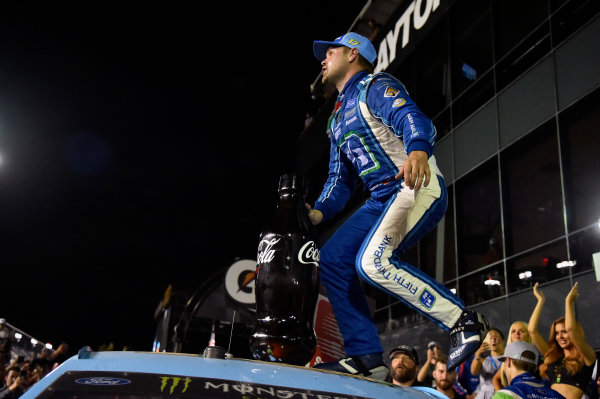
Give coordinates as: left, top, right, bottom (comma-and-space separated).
257, 237, 281, 264
298, 240, 320, 267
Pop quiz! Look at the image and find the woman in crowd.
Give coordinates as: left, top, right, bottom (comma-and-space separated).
492, 321, 532, 390
471, 328, 505, 399
528, 282, 596, 399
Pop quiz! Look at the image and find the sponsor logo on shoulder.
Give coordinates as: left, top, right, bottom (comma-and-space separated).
76, 377, 131, 385
392, 98, 406, 108
345, 98, 356, 108
384, 86, 399, 97
345, 115, 358, 126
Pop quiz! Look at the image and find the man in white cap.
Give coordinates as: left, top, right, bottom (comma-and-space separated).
308, 31, 489, 379
493, 341, 565, 399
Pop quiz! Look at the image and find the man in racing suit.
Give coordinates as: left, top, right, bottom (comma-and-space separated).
493, 342, 565, 399
308, 32, 489, 380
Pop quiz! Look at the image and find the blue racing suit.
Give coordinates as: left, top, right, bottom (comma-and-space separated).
313, 70, 464, 356
492, 372, 566, 399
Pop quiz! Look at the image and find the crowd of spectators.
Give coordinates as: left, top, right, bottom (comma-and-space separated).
0, 321, 69, 399
388, 283, 599, 399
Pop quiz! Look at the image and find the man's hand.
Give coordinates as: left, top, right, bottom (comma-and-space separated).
305, 203, 323, 225
395, 150, 430, 191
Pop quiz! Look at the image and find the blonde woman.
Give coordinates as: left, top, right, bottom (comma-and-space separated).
492, 321, 532, 390
528, 282, 595, 399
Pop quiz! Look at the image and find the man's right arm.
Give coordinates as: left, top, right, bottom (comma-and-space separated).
313, 145, 357, 222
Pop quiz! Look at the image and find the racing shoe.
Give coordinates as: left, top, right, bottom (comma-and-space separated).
313, 353, 389, 380
447, 310, 489, 372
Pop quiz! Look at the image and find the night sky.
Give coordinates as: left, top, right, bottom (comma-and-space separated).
0, 3, 366, 354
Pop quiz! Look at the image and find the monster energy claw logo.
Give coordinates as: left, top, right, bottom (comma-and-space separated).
160, 376, 191, 395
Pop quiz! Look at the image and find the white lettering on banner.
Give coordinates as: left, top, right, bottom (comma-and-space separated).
232, 384, 254, 395
375, 0, 441, 73
204, 382, 229, 392
203, 381, 359, 398
298, 240, 320, 267
257, 237, 281, 264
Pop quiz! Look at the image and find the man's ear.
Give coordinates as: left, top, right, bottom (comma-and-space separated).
349, 48, 359, 62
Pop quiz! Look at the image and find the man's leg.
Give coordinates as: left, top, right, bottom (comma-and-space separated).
313, 200, 388, 379
356, 175, 488, 371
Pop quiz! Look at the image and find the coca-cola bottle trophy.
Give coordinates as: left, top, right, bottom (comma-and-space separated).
249, 173, 320, 366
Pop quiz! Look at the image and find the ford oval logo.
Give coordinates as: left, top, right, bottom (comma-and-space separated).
75, 377, 131, 385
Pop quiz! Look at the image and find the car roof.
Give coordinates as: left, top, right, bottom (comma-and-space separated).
22, 348, 446, 399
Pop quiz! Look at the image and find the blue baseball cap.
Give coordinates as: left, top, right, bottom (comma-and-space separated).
313, 32, 377, 65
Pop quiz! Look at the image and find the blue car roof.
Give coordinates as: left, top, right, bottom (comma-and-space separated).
22, 349, 447, 399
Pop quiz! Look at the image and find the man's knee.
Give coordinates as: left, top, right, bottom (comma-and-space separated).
355, 248, 386, 281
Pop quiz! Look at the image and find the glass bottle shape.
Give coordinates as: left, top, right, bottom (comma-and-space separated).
249, 173, 320, 366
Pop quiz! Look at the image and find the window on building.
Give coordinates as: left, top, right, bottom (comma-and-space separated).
505, 239, 567, 293
568, 227, 600, 274
443, 185, 457, 282
458, 263, 505, 306
455, 157, 502, 274
495, 22, 551, 92
551, 0, 600, 46
433, 107, 452, 139
559, 88, 600, 232
420, 227, 438, 281
445, 281, 457, 297
500, 119, 564, 256
416, 16, 450, 120
451, 70, 495, 127
493, 0, 549, 60
449, 0, 494, 100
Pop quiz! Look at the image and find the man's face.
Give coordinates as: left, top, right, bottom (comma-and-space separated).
433, 362, 455, 390
321, 46, 349, 86
391, 353, 417, 384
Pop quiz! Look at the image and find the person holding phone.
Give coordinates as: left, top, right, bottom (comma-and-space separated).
0, 367, 27, 399
471, 328, 506, 399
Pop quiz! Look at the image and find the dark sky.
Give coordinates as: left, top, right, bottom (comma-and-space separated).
0, 4, 366, 354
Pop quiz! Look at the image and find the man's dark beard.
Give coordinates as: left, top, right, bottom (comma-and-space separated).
392, 365, 417, 383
